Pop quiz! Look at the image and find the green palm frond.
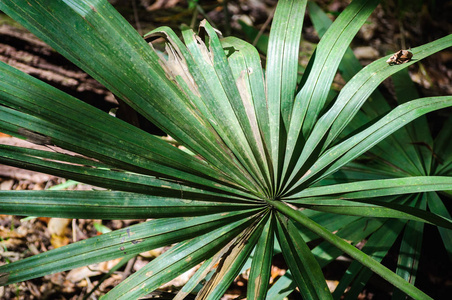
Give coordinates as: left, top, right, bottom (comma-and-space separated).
0, 0, 451, 299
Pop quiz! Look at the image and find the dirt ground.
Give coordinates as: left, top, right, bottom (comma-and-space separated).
1, 0, 452, 299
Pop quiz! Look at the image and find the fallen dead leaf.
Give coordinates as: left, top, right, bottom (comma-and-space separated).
146, 0, 181, 11
0, 228, 25, 239
48, 218, 71, 236
50, 234, 70, 248
66, 259, 123, 283
0, 180, 14, 191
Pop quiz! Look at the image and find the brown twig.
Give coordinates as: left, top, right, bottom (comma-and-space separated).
253, 6, 275, 47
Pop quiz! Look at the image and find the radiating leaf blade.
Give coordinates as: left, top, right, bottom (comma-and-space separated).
0, 145, 257, 200
0, 61, 255, 196
269, 200, 433, 300
105, 212, 260, 299
266, 271, 296, 300
308, 0, 435, 178
275, 212, 332, 300
196, 212, 268, 299
0, 0, 258, 192
308, 35, 451, 159
247, 214, 274, 300
427, 192, 452, 261
283, 0, 380, 187
289, 176, 452, 199
221, 36, 273, 194
288, 96, 452, 192
0, 209, 260, 285
433, 115, 452, 175
0, 190, 261, 219
333, 219, 406, 299
265, 0, 307, 190
392, 196, 425, 299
